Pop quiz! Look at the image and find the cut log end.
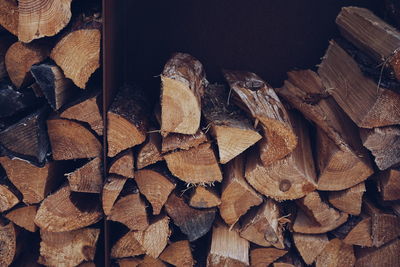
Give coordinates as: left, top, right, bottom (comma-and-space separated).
189, 186, 221, 209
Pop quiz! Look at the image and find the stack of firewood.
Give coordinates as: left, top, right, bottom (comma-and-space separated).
0, 0, 103, 266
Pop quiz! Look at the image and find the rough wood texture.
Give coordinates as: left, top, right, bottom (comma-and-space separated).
102, 176, 127, 216
109, 150, 134, 178
355, 239, 400, 267
111, 231, 144, 259
245, 112, 317, 200
277, 70, 373, 190
47, 118, 102, 160
220, 154, 262, 225
315, 238, 355, 267
377, 169, 400, 201
108, 193, 149, 231
117, 258, 142, 267
293, 233, 329, 265
202, 84, 261, 164
161, 53, 206, 135
137, 132, 163, 169
35, 185, 102, 232
107, 85, 148, 157
318, 40, 400, 128
223, 70, 297, 166
336, 6, 400, 80
165, 193, 216, 242
0, 0, 18, 35
250, 248, 288, 267
207, 221, 249, 267
360, 126, 400, 170
38, 228, 100, 267
60, 91, 103, 136
135, 169, 175, 215
189, 186, 221, 208
159, 240, 194, 267
240, 199, 285, 248
343, 217, 373, 247
161, 129, 207, 153
0, 183, 19, 212
293, 208, 348, 234
18, 0, 72, 43
5, 205, 38, 232
0, 107, 49, 166
66, 157, 103, 193
0, 222, 18, 266
140, 255, 166, 267
328, 182, 365, 215
164, 142, 222, 184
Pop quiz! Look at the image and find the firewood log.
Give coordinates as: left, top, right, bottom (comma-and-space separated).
165, 193, 215, 242
360, 126, 400, 170
377, 169, 400, 201
240, 199, 285, 248
18, 0, 73, 43
140, 255, 166, 267
318, 40, 400, 128
250, 248, 288, 267
202, 84, 261, 164
277, 70, 373, 190
159, 240, 194, 267
0, 177, 19, 212
207, 221, 249, 267
111, 231, 144, 259
109, 150, 134, 178
315, 238, 355, 267
107, 85, 148, 157
328, 182, 365, 215
5, 205, 38, 232
0, 222, 19, 266
223, 70, 297, 166
245, 111, 317, 201
0, 107, 49, 166
293, 208, 348, 234
66, 157, 103, 193
0, 0, 18, 36
38, 228, 100, 267
47, 118, 102, 160
135, 169, 175, 215
0, 34, 14, 79
35, 184, 102, 232
161, 53, 206, 135
292, 233, 329, 265
336, 7, 400, 81
161, 129, 207, 153
220, 154, 262, 226
102, 175, 127, 216
189, 186, 221, 209
117, 258, 142, 267
355, 238, 400, 267
339, 217, 373, 247
137, 131, 163, 169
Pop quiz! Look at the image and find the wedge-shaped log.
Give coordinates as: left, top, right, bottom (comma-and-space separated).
315, 238, 355, 267
102, 175, 127, 216
189, 186, 221, 209
67, 157, 103, 193
250, 248, 288, 267
0, 222, 19, 266
377, 169, 400, 201
328, 182, 365, 215
159, 240, 194, 267
137, 132, 163, 169
340, 217, 373, 247
5, 205, 38, 232
111, 231, 144, 259
355, 239, 400, 267
109, 150, 134, 178
293, 233, 329, 265
293, 209, 348, 234
0, 181, 19, 212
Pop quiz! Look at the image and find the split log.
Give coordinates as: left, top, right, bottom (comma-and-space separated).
240, 199, 285, 248
223, 70, 297, 166
328, 182, 366, 215
137, 132, 163, 169
111, 231, 144, 259
38, 228, 100, 267
0, 81, 39, 118
165, 193, 216, 242
360, 126, 400, 170
377, 169, 400, 201
140, 255, 166, 267
164, 142, 222, 184
132, 215, 170, 258
207, 221, 249, 267
250, 248, 288, 267
159, 240, 194, 267
293, 233, 329, 265
245, 112, 317, 201
5, 41, 51, 88
161, 53, 206, 135
277, 69, 373, 190
0, 0, 18, 35
47, 118, 102, 160
220, 154, 262, 225
102, 175, 127, 216
189, 186, 221, 208
109, 150, 134, 178
50, 18, 101, 89
315, 238, 355, 267
318, 40, 400, 128
117, 258, 142, 267
135, 169, 175, 215
66, 157, 103, 193
0, 107, 49, 165
18, 0, 73, 43
107, 193, 149, 231
341, 217, 373, 247
202, 84, 261, 164
5, 205, 38, 232
293, 208, 348, 234
161, 129, 207, 153
107, 85, 148, 157
336, 6, 400, 80
0, 156, 63, 204
0, 36, 15, 79
35, 184, 102, 232
60, 91, 103, 136
355, 238, 400, 267
0, 222, 18, 266
0, 182, 19, 212
31, 62, 75, 111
